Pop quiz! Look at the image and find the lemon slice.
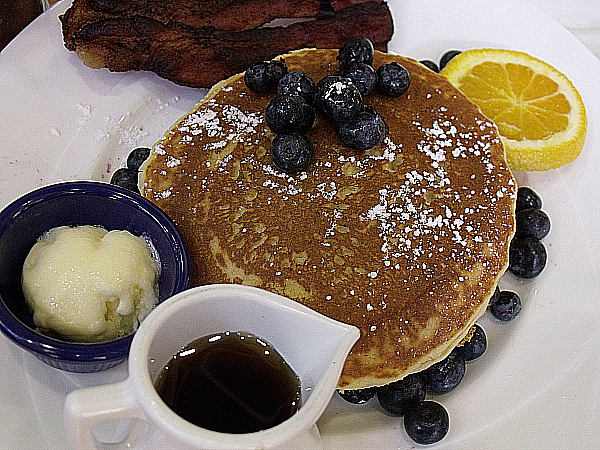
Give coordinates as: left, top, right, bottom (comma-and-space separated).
441, 49, 586, 171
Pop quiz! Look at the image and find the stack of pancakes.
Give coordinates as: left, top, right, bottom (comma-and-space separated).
142, 48, 516, 391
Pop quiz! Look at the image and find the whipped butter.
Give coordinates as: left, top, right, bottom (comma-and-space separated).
22, 225, 159, 342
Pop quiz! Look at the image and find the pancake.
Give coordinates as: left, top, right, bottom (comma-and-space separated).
141, 48, 517, 391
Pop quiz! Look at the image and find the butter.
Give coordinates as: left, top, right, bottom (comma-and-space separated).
22, 225, 159, 342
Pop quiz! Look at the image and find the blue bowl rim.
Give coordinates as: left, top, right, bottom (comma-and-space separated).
0, 180, 191, 364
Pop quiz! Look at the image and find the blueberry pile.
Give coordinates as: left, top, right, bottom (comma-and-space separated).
509, 187, 550, 279
244, 61, 313, 173
110, 146, 151, 194
487, 186, 549, 321
244, 37, 411, 173
339, 323, 488, 445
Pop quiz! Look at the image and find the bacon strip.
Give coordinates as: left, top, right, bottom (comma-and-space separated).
61, 0, 394, 88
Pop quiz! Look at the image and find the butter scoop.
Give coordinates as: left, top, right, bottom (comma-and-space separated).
22, 225, 159, 342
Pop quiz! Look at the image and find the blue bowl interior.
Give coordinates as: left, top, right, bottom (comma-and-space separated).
0, 182, 190, 365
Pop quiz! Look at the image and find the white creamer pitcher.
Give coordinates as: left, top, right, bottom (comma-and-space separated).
64, 284, 360, 450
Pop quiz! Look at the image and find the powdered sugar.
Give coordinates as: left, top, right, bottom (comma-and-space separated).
356, 108, 515, 275
149, 96, 515, 285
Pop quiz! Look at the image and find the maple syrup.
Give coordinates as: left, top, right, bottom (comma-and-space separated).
154, 331, 301, 434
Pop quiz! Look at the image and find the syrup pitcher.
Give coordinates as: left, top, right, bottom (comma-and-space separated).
64, 284, 359, 449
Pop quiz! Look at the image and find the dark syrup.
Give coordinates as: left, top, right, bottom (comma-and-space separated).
154, 331, 301, 434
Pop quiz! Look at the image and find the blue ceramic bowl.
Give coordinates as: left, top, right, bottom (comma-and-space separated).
0, 181, 191, 372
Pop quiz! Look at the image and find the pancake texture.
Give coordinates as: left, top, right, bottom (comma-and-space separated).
142, 49, 517, 390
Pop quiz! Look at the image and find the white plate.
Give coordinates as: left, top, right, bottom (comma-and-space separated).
1, 0, 599, 449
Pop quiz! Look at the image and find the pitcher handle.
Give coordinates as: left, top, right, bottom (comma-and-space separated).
64, 379, 146, 450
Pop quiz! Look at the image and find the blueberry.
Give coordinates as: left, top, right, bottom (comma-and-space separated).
335, 105, 387, 150
516, 208, 550, 240
110, 167, 140, 194
377, 374, 426, 416
277, 70, 316, 104
376, 62, 411, 97
490, 290, 521, 321
315, 75, 363, 122
439, 50, 462, 70
404, 401, 449, 445
337, 36, 374, 71
338, 387, 377, 404
265, 95, 315, 134
419, 59, 440, 73
341, 62, 377, 97
126, 146, 151, 171
422, 350, 465, 394
270, 132, 314, 173
516, 186, 543, 212
457, 324, 487, 361
509, 237, 547, 278
244, 59, 288, 93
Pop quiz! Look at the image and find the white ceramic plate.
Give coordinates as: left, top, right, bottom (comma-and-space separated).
1, 0, 599, 448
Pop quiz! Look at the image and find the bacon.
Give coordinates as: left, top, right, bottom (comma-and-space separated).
61, 0, 394, 88
71, 0, 383, 31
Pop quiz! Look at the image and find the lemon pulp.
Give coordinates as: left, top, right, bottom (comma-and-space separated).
441, 49, 586, 171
